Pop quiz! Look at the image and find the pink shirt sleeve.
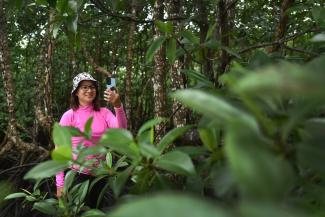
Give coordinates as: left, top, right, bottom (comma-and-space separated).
56, 110, 73, 188
105, 106, 127, 129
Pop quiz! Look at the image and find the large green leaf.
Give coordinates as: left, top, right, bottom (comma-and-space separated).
173, 89, 260, 134
154, 151, 195, 176
4, 192, 27, 200
233, 60, 325, 99
157, 125, 193, 152
84, 117, 93, 139
298, 118, 325, 175
51, 145, 72, 161
205, 23, 217, 41
166, 38, 176, 64
52, 123, 72, 147
225, 120, 294, 201
240, 202, 309, 217
312, 7, 325, 27
24, 160, 69, 180
76, 146, 107, 162
109, 193, 230, 217
99, 129, 139, 160
199, 127, 218, 152
178, 30, 200, 45
154, 20, 173, 34
110, 166, 132, 197
81, 209, 106, 217
137, 118, 167, 136
64, 170, 77, 193
33, 200, 58, 215
182, 69, 214, 88
145, 36, 166, 63
139, 142, 160, 159
76, 180, 89, 204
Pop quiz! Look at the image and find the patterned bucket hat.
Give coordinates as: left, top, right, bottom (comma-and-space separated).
71, 72, 98, 94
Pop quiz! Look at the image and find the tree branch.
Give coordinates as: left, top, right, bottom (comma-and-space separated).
283, 44, 319, 57
238, 28, 322, 55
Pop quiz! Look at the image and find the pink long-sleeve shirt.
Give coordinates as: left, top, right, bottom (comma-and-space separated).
56, 105, 127, 187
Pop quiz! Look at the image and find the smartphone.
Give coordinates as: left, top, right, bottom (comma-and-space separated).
106, 75, 116, 90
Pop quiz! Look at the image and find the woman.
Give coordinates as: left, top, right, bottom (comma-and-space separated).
55, 72, 127, 207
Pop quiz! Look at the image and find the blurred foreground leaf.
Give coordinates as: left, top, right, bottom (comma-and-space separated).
109, 194, 232, 217
24, 160, 69, 180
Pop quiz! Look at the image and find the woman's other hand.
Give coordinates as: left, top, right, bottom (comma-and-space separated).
104, 89, 121, 108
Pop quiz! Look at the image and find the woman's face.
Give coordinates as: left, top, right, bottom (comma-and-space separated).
76, 80, 97, 106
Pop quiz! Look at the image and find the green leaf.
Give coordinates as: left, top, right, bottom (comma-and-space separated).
114, 155, 128, 170
100, 128, 133, 145
110, 167, 132, 197
179, 30, 200, 45
33, 201, 58, 215
312, 7, 325, 27
154, 20, 173, 34
64, 170, 77, 193
139, 143, 160, 159
206, 23, 217, 41
35, 0, 48, 6
157, 125, 193, 152
225, 120, 294, 201
199, 128, 218, 152
4, 192, 27, 200
173, 89, 260, 134
51, 145, 72, 161
77, 180, 89, 204
109, 193, 229, 217
84, 117, 93, 139
24, 160, 69, 180
240, 202, 309, 217
154, 151, 195, 176
146, 36, 166, 63
81, 209, 106, 217
106, 152, 113, 168
166, 38, 176, 64
182, 69, 214, 88
52, 122, 72, 147
220, 46, 241, 59
66, 126, 84, 137
77, 146, 107, 162
174, 146, 208, 158
138, 118, 167, 136
99, 129, 139, 160
298, 118, 325, 174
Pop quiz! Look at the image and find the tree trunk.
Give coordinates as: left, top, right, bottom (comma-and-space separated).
196, 0, 214, 81
269, 0, 295, 53
152, 0, 167, 140
125, 0, 137, 132
168, 0, 188, 128
216, 0, 230, 81
34, 9, 55, 149
0, 0, 48, 160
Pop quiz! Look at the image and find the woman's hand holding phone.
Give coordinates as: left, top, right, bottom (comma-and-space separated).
104, 88, 121, 108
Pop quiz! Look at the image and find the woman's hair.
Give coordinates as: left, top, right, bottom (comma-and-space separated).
70, 81, 100, 111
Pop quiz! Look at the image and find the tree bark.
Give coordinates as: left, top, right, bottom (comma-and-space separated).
269, 0, 295, 53
216, 0, 230, 80
125, 0, 137, 132
152, 0, 167, 140
0, 0, 48, 160
34, 9, 55, 149
196, 0, 214, 81
168, 0, 188, 128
